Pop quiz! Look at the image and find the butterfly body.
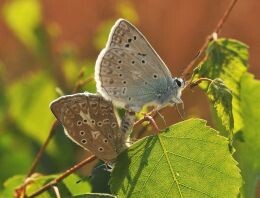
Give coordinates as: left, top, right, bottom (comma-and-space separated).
50, 92, 126, 162
95, 19, 185, 112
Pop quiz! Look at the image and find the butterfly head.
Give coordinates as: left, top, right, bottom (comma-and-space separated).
171, 77, 185, 103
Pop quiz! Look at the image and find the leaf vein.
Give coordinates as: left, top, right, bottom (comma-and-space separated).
158, 136, 183, 198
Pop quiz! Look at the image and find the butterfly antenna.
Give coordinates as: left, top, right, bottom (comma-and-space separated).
156, 110, 167, 128
176, 103, 185, 120
180, 50, 201, 80
52, 185, 61, 198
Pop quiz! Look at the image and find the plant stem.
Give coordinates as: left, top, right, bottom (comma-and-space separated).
27, 121, 59, 177
26, 155, 97, 198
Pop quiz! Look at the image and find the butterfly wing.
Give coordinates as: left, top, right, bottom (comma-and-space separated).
50, 92, 125, 162
95, 19, 173, 112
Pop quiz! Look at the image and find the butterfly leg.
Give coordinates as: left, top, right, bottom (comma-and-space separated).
171, 99, 185, 119
143, 114, 160, 132
156, 110, 167, 128
137, 108, 161, 132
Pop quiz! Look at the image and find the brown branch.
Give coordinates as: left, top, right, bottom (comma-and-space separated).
181, 0, 238, 79
26, 155, 97, 198
72, 67, 94, 94
15, 121, 59, 198
72, 76, 94, 94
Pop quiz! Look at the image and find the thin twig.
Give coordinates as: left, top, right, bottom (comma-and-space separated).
72, 76, 94, 94
26, 155, 97, 198
15, 121, 59, 198
181, 0, 238, 79
27, 121, 59, 177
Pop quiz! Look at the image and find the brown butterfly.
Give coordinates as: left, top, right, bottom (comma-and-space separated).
50, 92, 131, 162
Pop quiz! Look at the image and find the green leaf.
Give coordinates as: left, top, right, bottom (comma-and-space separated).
111, 119, 241, 198
2, 175, 25, 198
73, 193, 116, 198
90, 163, 111, 193
207, 79, 234, 133
193, 38, 248, 133
3, 0, 42, 50
0, 131, 34, 187
234, 73, 260, 197
7, 72, 56, 143
61, 174, 92, 196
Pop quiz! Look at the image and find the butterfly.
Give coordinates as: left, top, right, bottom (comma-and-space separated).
50, 92, 128, 162
95, 18, 185, 113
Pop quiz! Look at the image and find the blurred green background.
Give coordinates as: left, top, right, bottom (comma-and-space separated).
0, 0, 259, 196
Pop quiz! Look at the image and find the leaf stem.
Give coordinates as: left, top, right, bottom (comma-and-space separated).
189, 78, 213, 88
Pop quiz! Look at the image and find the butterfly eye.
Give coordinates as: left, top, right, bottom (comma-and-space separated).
175, 78, 183, 87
